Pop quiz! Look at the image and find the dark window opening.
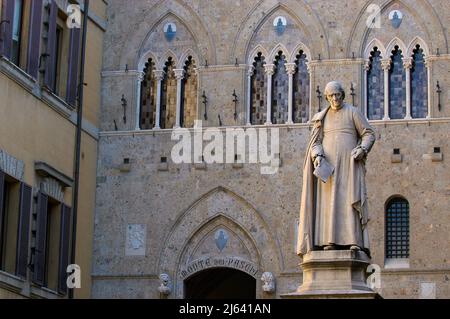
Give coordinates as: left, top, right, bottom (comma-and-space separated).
386, 197, 410, 259
43, 198, 61, 291
52, 25, 63, 94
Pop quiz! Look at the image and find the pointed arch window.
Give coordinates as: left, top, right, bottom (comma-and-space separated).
386, 197, 410, 259
272, 51, 289, 124
161, 57, 177, 129
250, 52, 267, 125
293, 50, 310, 123
411, 45, 428, 119
140, 58, 157, 130
181, 56, 197, 128
389, 46, 406, 119
367, 47, 384, 120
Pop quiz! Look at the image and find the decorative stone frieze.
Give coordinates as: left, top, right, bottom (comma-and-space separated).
0, 150, 25, 181
40, 177, 64, 202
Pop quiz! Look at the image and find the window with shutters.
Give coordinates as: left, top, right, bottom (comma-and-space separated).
1, 0, 32, 69
52, 12, 70, 98
42, 1, 80, 106
0, 175, 21, 274
32, 191, 71, 295
0, 171, 32, 279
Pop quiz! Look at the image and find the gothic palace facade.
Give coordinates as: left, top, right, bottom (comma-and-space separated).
93, 0, 450, 299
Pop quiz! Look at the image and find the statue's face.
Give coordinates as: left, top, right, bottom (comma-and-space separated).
326, 88, 344, 109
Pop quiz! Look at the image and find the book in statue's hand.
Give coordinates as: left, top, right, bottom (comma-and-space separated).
314, 159, 335, 183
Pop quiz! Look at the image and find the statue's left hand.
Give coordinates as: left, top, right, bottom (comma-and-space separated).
351, 147, 365, 161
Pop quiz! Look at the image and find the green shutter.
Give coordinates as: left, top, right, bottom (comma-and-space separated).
16, 183, 32, 279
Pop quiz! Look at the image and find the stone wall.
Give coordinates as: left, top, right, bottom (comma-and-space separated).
93, 121, 450, 299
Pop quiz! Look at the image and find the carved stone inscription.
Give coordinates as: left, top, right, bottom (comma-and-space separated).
180, 256, 259, 279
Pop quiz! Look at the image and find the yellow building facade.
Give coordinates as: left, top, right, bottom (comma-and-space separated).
0, 0, 106, 299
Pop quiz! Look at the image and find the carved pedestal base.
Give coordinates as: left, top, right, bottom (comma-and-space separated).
281, 250, 381, 299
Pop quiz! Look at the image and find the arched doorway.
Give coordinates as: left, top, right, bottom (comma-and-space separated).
184, 268, 256, 299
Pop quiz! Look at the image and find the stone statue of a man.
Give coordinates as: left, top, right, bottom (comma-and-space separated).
297, 81, 376, 257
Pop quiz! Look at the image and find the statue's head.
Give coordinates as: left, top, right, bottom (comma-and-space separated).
325, 81, 345, 109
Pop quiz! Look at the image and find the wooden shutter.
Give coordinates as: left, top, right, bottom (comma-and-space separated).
66, 28, 80, 106
58, 204, 71, 295
43, 0, 57, 90
0, 0, 15, 58
33, 192, 48, 286
16, 183, 32, 279
0, 171, 5, 258
26, 0, 43, 78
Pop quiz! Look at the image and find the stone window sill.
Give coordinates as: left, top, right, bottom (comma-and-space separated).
41, 87, 74, 118
32, 286, 65, 299
0, 270, 66, 299
0, 56, 37, 93
0, 270, 26, 295
158, 163, 169, 171
384, 258, 410, 269
369, 118, 432, 125
423, 153, 443, 162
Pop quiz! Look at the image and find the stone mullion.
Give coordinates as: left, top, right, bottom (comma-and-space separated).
135, 72, 145, 131
264, 64, 275, 125
403, 58, 413, 120
307, 63, 314, 123
363, 60, 370, 117
189, 68, 199, 128
246, 66, 255, 126
285, 63, 296, 125
425, 57, 432, 119
154, 70, 165, 130
381, 59, 391, 121
174, 69, 185, 128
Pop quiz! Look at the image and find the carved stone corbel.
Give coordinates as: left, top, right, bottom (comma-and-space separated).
158, 273, 172, 297
261, 272, 276, 294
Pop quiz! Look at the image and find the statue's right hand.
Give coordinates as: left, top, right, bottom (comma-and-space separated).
314, 156, 323, 169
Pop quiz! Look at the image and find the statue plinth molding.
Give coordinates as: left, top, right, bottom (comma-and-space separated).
281, 250, 381, 299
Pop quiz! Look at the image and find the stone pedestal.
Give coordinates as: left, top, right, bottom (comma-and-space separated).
282, 250, 381, 299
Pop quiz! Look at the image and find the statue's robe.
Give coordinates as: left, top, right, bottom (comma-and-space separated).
297, 104, 376, 257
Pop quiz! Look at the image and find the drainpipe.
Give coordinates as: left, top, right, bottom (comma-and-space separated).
70, 0, 89, 300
